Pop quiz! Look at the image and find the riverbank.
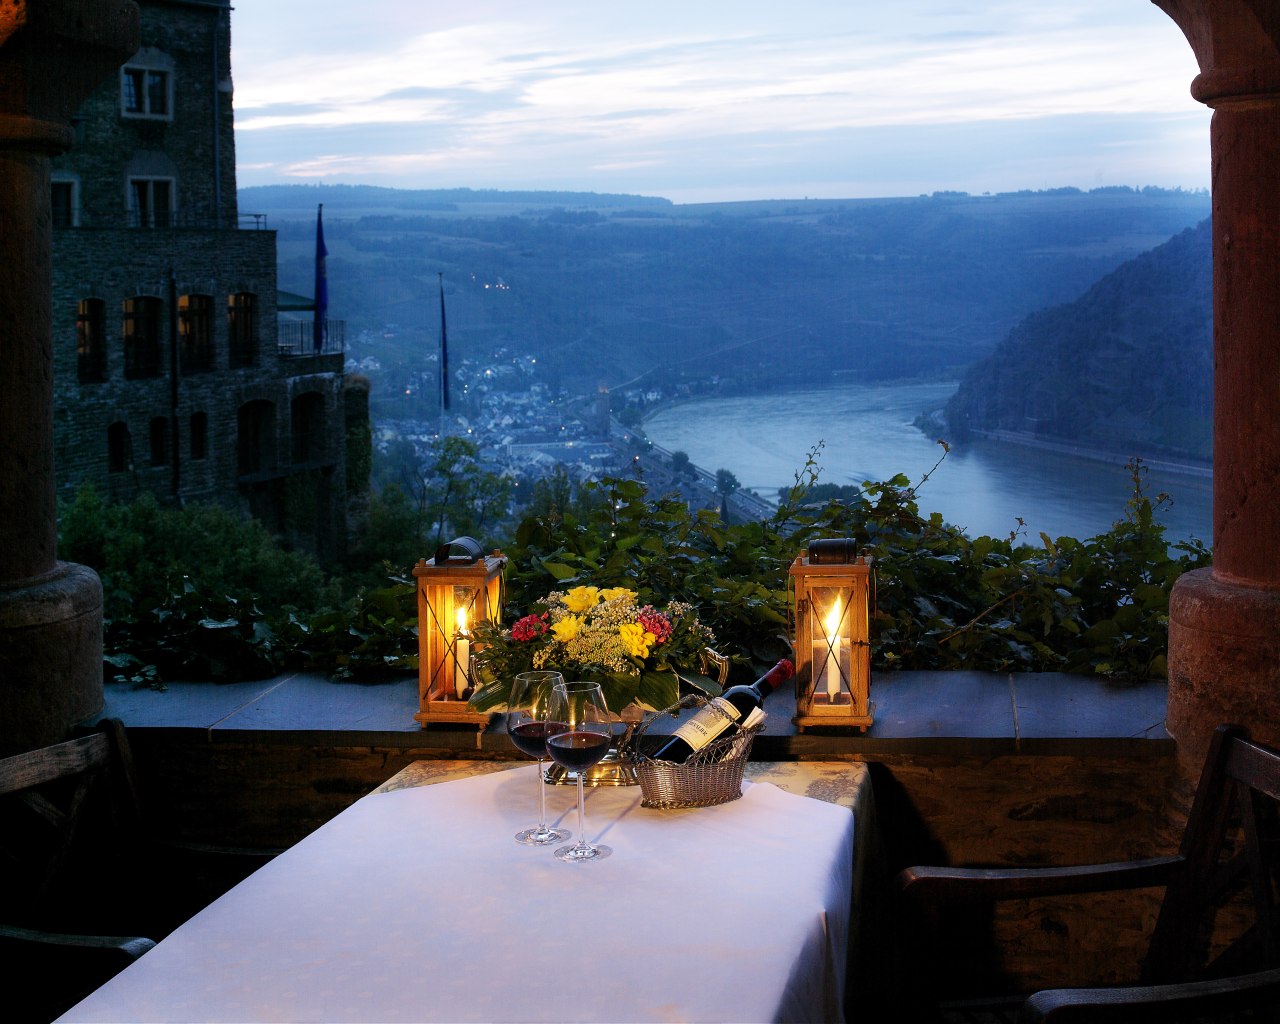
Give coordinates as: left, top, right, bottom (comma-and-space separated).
967, 428, 1212, 478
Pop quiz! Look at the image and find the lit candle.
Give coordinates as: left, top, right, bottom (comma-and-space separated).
819, 599, 845, 700
454, 606, 470, 699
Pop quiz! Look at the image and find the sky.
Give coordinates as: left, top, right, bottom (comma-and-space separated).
229, 1, 1210, 205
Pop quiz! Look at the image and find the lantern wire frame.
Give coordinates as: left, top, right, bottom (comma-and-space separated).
413, 551, 507, 732
788, 553, 875, 732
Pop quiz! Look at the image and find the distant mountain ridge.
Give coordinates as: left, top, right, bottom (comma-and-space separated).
943, 218, 1212, 461
240, 183, 1211, 423
241, 183, 671, 212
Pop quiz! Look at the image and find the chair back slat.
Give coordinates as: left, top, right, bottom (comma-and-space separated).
0, 726, 130, 923
1144, 725, 1280, 985
0, 733, 110, 795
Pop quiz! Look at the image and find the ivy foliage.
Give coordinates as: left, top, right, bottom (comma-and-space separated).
473, 447, 1211, 683
59, 450, 1210, 689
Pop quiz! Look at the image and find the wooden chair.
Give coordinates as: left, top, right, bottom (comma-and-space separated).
897, 724, 1280, 1023
1, 718, 279, 1021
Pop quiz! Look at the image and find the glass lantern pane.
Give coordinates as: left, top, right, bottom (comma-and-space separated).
808, 585, 852, 702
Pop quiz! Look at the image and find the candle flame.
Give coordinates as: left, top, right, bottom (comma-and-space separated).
824, 597, 842, 643
455, 606, 468, 633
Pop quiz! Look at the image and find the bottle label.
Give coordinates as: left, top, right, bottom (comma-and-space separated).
672, 697, 741, 751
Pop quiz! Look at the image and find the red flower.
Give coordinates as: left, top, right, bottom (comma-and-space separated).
637, 607, 673, 645
511, 613, 549, 642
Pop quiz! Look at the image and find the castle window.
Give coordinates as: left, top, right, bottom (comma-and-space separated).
190, 412, 208, 460
238, 400, 277, 476
76, 298, 106, 382
179, 293, 214, 372
52, 178, 78, 228
107, 422, 131, 473
129, 178, 173, 228
149, 417, 168, 466
291, 392, 326, 464
122, 65, 172, 119
123, 295, 163, 379
228, 292, 259, 367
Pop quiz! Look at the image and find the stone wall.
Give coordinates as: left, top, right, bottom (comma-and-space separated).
44, 1, 356, 558
51, 0, 237, 229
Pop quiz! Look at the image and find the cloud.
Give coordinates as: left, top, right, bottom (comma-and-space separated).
229, 1, 1207, 200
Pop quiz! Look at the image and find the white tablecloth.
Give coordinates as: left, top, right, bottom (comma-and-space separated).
59, 766, 855, 1023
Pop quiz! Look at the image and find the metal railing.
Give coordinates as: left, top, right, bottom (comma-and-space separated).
277, 320, 345, 357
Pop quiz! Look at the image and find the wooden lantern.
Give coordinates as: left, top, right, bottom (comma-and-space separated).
413, 537, 507, 729
789, 540, 873, 732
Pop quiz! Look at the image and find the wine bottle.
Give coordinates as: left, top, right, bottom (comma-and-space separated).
649, 658, 794, 764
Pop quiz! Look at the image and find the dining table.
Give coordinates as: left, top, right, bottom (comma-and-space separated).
58, 760, 870, 1024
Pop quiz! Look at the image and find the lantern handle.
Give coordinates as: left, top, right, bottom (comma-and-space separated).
434, 536, 485, 565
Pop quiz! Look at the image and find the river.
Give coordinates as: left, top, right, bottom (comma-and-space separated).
643, 382, 1212, 545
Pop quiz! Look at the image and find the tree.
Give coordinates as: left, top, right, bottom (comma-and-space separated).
523, 465, 574, 520
421, 436, 513, 547
670, 450, 693, 477
715, 469, 740, 497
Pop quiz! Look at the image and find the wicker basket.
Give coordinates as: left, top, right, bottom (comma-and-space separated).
627, 694, 764, 809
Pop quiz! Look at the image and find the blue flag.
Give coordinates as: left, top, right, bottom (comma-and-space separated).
313, 204, 328, 351
439, 272, 450, 410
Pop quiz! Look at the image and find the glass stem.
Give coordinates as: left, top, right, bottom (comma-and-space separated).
535, 757, 547, 827
575, 776, 587, 848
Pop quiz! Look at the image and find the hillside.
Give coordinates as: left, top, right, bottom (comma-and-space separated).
240, 184, 1210, 420
943, 218, 1212, 461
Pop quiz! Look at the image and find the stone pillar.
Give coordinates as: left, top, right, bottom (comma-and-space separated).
0, 2, 138, 754
1155, 1, 1280, 771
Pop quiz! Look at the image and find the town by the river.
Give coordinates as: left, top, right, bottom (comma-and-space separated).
643, 382, 1213, 545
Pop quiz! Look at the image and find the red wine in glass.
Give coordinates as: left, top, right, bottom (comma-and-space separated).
547, 730, 612, 770
545, 681, 613, 863
507, 671, 570, 846
509, 720, 555, 759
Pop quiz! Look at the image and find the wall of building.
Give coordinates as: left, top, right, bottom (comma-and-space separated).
54, 0, 237, 230
47, 0, 357, 560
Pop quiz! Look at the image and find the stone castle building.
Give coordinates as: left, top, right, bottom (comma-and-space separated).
48, 0, 360, 558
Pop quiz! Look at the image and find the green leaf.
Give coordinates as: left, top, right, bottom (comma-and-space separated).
541, 561, 579, 581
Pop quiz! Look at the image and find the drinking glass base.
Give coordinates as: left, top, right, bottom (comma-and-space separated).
553, 842, 612, 862
515, 826, 570, 846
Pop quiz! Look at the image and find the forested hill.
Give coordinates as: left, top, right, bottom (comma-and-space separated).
241, 183, 1209, 421
943, 217, 1212, 461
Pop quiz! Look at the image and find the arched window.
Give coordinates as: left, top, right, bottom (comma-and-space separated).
179, 293, 214, 372
122, 295, 162, 378
237, 400, 276, 476
190, 411, 208, 460
107, 421, 131, 473
228, 292, 258, 367
76, 298, 106, 382
291, 392, 326, 464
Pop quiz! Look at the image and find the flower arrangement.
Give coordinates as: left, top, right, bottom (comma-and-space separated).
468, 585, 721, 714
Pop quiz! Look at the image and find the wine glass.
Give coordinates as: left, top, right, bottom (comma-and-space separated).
544, 681, 613, 862
507, 671, 571, 846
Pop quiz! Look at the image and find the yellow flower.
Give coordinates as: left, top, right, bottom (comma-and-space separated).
599, 587, 637, 603
562, 587, 601, 613
552, 614, 583, 642
619, 622, 656, 659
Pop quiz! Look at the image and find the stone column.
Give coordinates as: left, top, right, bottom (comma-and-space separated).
1155, 0, 1280, 772
0, 2, 138, 754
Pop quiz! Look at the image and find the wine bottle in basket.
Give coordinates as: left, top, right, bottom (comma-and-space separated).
649, 658, 794, 764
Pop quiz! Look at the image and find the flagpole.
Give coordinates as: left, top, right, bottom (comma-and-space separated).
438, 271, 449, 437
313, 203, 328, 352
